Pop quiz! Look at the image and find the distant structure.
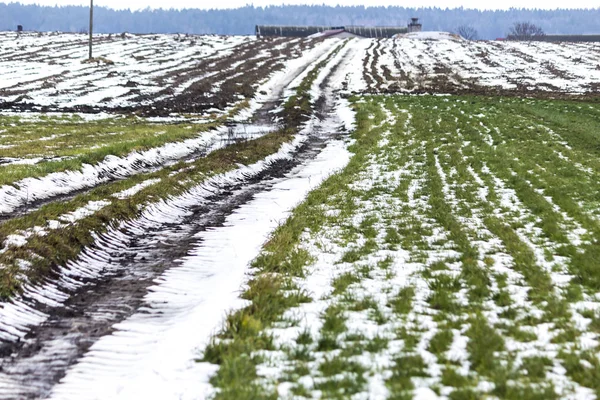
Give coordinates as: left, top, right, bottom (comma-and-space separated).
316, 29, 362, 39
255, 25, 409, 39
17, 25, 23, 32
407, 18, 422, 33
507, 34, 600, 42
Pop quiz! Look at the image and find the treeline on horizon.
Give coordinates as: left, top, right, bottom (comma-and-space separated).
1, 3, 599, 39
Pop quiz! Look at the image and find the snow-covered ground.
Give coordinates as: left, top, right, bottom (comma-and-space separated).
0, 32, 255, 108
221, 95, 600, 399
0, 35, 362, 400
2, 33, 598, 111
370, 36, 600, 93
0, 37, 340, 218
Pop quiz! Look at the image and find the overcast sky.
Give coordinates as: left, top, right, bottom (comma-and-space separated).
3, 0, 598, 10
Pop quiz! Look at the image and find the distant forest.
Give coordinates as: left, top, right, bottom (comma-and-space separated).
1, 3, 599, 39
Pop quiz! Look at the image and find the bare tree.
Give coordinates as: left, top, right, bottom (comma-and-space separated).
456, 25, 478, 40
507, 22, 545, 40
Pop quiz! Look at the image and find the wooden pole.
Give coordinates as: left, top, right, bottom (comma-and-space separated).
89, 0, 93, 59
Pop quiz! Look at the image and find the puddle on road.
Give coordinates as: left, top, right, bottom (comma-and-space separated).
220, 123, 279, 145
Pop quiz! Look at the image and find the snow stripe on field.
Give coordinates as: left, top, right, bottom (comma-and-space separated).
112, 178, 162, 199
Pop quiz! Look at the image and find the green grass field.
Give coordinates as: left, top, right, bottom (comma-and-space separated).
0, 114, 221, 186
201, 95, 600, 399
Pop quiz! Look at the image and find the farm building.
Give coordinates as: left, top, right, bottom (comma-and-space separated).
255, 24, 413, 39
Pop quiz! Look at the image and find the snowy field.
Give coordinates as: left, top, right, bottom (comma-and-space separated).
0, 31, 320, 115
207, 95, 600, 399
0, 32, 250, 108
362, 35, 600, 94
0, 34, 599, 399
2, 32, 599, 111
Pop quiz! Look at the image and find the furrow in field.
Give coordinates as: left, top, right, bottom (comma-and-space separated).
361, 40, 377, 90
369, 40, 385, 90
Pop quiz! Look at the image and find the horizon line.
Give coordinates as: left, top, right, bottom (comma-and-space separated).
2, 2, 600, 12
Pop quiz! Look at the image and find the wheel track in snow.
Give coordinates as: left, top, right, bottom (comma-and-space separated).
0, 40, 353, 400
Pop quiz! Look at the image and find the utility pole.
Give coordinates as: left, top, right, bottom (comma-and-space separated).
89, 0, 93, 59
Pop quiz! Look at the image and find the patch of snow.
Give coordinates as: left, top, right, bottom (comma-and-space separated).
112, 178, 161, 199
57, 200, 112, 223
401, 32, 462, 41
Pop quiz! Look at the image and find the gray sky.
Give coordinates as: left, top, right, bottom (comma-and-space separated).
3, 0, 598, 10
